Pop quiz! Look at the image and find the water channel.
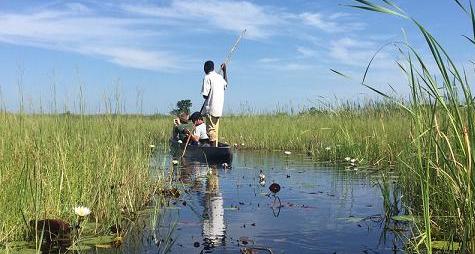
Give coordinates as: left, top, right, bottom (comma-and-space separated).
119, 149, 405, 253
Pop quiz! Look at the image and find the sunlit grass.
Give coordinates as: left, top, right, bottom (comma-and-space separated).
0, 102, 414, 244
220, 101, 410, 167
350, 0, 475, 252
0, 113, 169, 244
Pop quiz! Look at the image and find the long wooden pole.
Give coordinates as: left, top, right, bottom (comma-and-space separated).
181, 126, 195, 158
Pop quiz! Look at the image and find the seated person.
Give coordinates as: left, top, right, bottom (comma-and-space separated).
188, 112, 209, 145
172, 112, 193, 142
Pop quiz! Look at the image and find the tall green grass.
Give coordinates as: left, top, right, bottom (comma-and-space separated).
0, 101, 414, 244
0, 112, 169, 243
350, 0, 475, 252
220, 101, 410, 167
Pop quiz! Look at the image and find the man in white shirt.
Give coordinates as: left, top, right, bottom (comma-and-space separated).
188, 112, 209, 145
201, 60, 227, 147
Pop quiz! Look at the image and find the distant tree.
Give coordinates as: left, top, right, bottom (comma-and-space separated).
170, 99, 192, 116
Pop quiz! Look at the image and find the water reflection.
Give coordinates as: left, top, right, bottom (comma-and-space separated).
119, 149, 406, 254
177, 161, 227, 252
201, 166, 226, 250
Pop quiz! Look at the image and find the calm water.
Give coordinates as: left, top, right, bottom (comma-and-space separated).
120, 150, 405, 254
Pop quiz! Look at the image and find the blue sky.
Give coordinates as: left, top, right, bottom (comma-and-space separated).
0, 0, 472, 114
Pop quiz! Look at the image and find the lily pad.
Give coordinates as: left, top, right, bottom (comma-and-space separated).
80, 235, 116, 245
82, 222, 101, 234
431, 240, 461, 251
391, 215, 415, 222
68, 245, 92, 251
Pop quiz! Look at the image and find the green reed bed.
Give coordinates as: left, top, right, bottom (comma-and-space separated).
351, 0, 475, 252
220, 104, 410, 166
0, 112, 169, 245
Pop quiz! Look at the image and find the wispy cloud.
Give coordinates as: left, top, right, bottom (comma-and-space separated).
299, 12, 365, 33
296, 46, 318, 58
0, 0, 370, 72
0, 4, 180, 71
328, 37, 393, 68
257, 57, 319, 71
121, 0, 283, 39
258, 57, 281, 63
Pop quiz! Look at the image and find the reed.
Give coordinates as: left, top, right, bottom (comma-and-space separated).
0, 113, 168, 245
350, 0, 475, 252
0, 102, 414, 245
220, 101, 410, 167
2, 2, 473, 250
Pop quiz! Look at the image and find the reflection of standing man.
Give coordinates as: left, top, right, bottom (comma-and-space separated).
201, 60, 228, 147
202, 167, 225, 248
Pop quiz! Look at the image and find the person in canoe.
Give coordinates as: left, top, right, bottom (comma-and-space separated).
188, 112, 209, 145
201, 60, 227, 147
172, 112, 193, 142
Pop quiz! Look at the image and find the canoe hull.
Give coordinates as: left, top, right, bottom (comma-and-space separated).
169, 139, 233, 163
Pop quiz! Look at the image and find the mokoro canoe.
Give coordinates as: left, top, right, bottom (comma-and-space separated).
169, 138, 233, 163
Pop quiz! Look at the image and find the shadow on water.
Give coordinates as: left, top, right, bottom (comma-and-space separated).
117, 149, 408, 254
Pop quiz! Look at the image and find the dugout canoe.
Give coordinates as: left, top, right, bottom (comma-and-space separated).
169, 138, 233, 163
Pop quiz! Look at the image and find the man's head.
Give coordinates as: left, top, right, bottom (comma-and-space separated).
204, 60, 214, 74
189, 111, 204, 125
178, 112, 189, 124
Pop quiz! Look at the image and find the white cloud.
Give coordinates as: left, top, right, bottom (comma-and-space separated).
300, 12, 340, 33
297, 46, 318, 58
256, 58, 319, 71
258, 58, 280, 63
328, 37, 392, 68
64, 3, 92, 14
0, 0, 371, 72
79, 46, 180, 71
300, 12, 365, 33
0, 7, 179, 71
326, 37, 409, 96
122, 0, 282, 39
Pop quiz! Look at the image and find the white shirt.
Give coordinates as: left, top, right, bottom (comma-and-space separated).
194, 123, 208, 140
201, 71, 227, 117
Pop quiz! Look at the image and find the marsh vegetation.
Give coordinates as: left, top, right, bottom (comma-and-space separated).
1, 0, 475, 253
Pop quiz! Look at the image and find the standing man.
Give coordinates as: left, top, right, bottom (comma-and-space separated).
201, 60, 227, 147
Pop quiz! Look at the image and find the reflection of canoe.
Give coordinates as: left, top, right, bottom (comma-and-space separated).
169, 139, 233, 163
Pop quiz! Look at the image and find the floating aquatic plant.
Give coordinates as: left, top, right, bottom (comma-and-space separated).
74, 206, 91, 217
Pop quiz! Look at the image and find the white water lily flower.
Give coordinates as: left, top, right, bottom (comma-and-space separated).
325, 147, 331, 150
149, 144, 156, 148
259, 171, 265, 180
177, 140, 183, 144
284, 151, 291, 155
344, 157, 351, 161
74, 206, 91, 217
172, 160, 179, 165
